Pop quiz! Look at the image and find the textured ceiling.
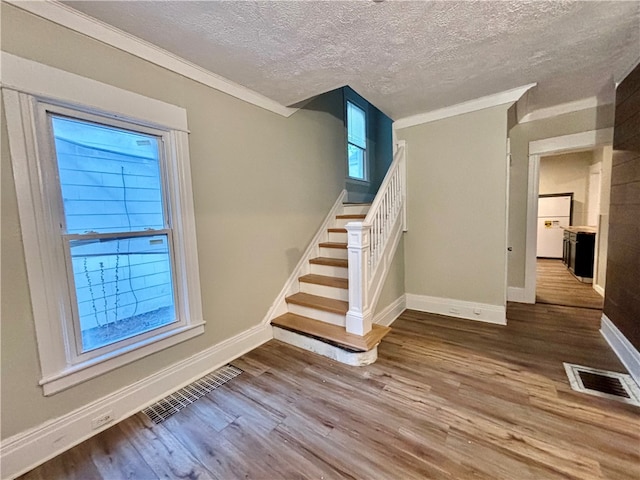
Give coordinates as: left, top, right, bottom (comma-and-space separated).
61, 0, 639, 120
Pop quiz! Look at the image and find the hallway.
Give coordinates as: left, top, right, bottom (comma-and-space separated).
536, 259, 604, 310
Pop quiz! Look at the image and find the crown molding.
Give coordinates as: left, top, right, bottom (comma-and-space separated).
5, 0, 298, 118
519, 96, 613, 124
393, 83, 537, 130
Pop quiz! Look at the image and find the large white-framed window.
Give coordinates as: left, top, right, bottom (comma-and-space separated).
2, 53, 204, 395
346, 100, 368, 181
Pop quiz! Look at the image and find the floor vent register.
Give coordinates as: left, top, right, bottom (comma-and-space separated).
564, 363, 640, 407
142, 364, 243, 424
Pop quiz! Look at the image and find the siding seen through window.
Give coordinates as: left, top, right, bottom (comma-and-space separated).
51, 116, 176, 352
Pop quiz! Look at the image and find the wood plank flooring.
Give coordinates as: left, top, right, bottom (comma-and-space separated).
537, 258, 604, 310
20, 303, 639, 480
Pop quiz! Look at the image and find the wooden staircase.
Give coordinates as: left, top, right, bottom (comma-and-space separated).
271, 203, 390, 361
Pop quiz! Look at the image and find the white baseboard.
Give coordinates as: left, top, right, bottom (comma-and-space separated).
0, 324, 273, 480
593, 284, 605, 297
507, 286, 527, 303
600, 314, 640, 386
405, 293, 507, 325
374, 295, 406, 327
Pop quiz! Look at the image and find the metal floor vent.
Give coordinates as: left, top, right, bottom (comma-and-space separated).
142, 364, 243, 424
564, 363, 640, 407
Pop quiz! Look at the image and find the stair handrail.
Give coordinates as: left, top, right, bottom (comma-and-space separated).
345, 141, 406, 336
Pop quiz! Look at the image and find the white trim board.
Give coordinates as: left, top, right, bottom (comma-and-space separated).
0, 324, 273, 480
5, 0, 297, 118
529, 128, 614, 156
600, 314, 640, 387
593, 284, 605, 298
405, 294, 507, 325
519, 97, 612, 124
393, 83, 536, 130
373, 295, 406, 327
520, 128, 614, 304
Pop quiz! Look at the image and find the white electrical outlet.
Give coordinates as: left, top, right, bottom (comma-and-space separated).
91, 410, 115, 430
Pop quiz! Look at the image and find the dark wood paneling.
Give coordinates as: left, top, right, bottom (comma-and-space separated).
605, 61, 640, 351
614, 110, 640, 148
614, 61, 640, 106
18, 306, 640, 480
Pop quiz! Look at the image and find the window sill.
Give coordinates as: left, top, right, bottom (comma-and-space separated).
39, 322, 205, 396
346, 177, 370, 186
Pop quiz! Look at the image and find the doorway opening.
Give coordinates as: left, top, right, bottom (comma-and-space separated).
535, 150, 605, 310
522, 128, 613, 307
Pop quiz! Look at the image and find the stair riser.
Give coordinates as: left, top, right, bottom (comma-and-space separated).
287, 304, 346, 327
342, 205, 370, 215
328, 231, 347, 243
335, 218, 364, 228
319, 246, 348, 259
309, 264, 348, 279
299, 282, 348, 301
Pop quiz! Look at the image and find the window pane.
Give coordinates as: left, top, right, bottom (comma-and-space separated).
70, 234, 176, 352
347, 102, 366, 148
348, 144, 365, 179
51, 116, 165, 234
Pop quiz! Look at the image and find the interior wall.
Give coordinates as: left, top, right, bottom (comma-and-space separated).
605, 61, 640, 351
1, 4, 346, 439
397, 105, 509, 307
374, 238, 405, 314
539, 151, 594, 226
507, 104, 615, 288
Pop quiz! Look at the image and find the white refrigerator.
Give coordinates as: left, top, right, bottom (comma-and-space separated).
537, 194, 572, 258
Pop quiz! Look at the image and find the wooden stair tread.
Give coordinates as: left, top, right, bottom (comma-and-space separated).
299, 274, 348, 289
285, 292, 348, 314
319, 242, 347, 249
309, 257, 348, 267
328, 227, 347, 233
343, 202, 372, 206
336, 214, 366, 219
271, 313, 391, 352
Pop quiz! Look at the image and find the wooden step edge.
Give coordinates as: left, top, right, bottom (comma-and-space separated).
271, 313, 390, 352
319, 242, 347, 249
343, 202, 372, 206
336, 214, 366, 219
309, 257, 348, 267
328, 227, 347, 233
299, 274, 348, 289
285, 293, 348, 314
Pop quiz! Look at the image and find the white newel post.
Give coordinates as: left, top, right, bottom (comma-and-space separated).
345, 222, 373, 336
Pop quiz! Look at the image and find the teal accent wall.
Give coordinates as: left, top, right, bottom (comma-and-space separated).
343, 87, 393, 203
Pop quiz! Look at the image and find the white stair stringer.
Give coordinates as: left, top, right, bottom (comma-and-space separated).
261, 190, 348, 325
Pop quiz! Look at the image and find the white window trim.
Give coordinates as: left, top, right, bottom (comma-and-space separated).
2, 53, 204, 395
